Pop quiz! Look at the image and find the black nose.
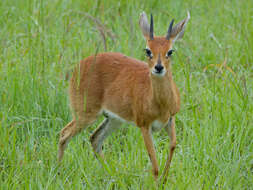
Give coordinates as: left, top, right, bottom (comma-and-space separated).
154, 64, 164, 73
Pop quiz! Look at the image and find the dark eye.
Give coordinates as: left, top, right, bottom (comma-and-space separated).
144, 48, 153, 58
166, 49, 174, 58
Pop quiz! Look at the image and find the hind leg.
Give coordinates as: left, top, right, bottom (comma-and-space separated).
90, 116, 122, 157
58, 115, 97, 162
58, 120, 75, 162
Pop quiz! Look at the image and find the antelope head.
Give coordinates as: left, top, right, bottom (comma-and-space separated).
139, 12, 190, 77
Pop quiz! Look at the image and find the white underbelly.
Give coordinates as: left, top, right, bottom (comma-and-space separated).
102, 109, 134, 125
102, 109, 167, 132
151, 120, 166, 132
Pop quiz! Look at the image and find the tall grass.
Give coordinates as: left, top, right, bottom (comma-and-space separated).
0, 0, 252, 189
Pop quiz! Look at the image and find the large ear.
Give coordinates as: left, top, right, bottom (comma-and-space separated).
170, 11, 190, 42
139, 12, 151, 39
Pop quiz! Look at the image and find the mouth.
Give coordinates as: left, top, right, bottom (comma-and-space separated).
151, 69, 166, 77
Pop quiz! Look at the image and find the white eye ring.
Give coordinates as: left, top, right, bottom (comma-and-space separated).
145, 48, 153, 58
166, 49, 174, 58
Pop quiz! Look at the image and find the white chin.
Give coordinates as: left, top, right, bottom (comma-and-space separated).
151, 70, 166, 77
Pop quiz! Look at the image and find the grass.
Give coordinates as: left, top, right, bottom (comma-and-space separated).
0, 0, 253, 189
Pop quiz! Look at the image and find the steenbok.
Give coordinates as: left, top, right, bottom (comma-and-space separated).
58, 11, 190, 182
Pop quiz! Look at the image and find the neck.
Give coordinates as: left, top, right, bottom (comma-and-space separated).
151, 72, 173, 105
149, 70, 180, 117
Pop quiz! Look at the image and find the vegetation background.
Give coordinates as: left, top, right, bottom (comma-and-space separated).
0, 0, 252, 189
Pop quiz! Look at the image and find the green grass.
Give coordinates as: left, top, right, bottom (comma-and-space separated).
1, 0, 253, 189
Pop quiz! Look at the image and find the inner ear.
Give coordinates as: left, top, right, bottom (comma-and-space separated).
139, 12, 150, 39
169, 11, 190, 42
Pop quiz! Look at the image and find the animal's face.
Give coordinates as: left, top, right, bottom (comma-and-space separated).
139, 12, 190, 77
145, 37, 174, 77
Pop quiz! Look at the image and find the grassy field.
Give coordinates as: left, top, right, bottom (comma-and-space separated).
1, 0, 253, 189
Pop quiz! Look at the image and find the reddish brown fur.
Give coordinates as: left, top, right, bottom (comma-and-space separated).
58, 12, 189, 183
69, 50, 179, 127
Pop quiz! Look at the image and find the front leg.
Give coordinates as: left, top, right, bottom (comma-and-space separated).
140, 127, 159, 179
161, 117, 176, 183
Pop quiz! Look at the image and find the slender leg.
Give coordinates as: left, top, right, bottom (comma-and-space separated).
58, 120, 75, 162
90, 117, 122, 157
90, 117, 108, 157
58, 116, 96, 162
140, 127, 159, 179
161, 117, 176, 183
